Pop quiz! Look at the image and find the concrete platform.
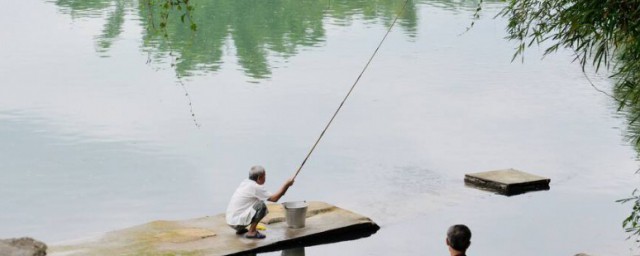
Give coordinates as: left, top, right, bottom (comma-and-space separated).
464, 168, 550, 196
49, 201, 379, 256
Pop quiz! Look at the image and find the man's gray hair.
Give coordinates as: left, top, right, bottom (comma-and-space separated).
249, 165, 266, 181
447, 224, 471, 251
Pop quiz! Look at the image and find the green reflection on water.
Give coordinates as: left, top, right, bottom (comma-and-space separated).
53, 0, 116, 16
137, 0, 422, 80
51, 0, 503, 80
52, 0, 420, 80
52, 0, 134, 56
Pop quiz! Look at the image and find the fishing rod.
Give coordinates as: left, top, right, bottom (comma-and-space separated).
292, 0, 411, 180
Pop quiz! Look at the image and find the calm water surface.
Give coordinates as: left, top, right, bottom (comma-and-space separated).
1, 0, 639, 255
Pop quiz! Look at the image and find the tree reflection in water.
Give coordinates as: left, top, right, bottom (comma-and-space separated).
52, 0, 424, 80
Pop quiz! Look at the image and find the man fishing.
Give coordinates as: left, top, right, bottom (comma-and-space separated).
226, 165, 295, 239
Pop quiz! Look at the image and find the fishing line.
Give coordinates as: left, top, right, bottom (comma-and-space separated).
176, 75, 202, 128
292, 0, 411, 180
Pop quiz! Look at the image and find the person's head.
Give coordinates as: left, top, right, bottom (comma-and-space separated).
446, 224, 471, 253
249, 165, 266, 185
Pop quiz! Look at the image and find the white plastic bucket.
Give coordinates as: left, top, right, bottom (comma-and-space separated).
282, 201, 308, 229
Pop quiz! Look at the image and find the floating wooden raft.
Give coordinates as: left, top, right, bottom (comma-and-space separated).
465, 168, 551, 196
49, 201, 379, 256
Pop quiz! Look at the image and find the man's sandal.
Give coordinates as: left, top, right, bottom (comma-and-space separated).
245, 232, 266, 239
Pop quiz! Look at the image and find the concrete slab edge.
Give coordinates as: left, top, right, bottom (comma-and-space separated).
464, 175, 550, 196
226, 222, 380, 256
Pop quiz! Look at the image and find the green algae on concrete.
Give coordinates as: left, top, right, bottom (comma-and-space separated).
465, 168, 550, 196
49, 201, 379, 256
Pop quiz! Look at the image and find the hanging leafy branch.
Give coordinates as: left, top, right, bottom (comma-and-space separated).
144, 0, 196, 37
497, 0, 640, 108
618, 189, 640, 242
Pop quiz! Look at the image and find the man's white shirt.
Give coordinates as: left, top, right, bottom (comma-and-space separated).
226, 179, 273, 226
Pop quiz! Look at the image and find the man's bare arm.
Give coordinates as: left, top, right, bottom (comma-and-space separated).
267, 178, 295, 202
